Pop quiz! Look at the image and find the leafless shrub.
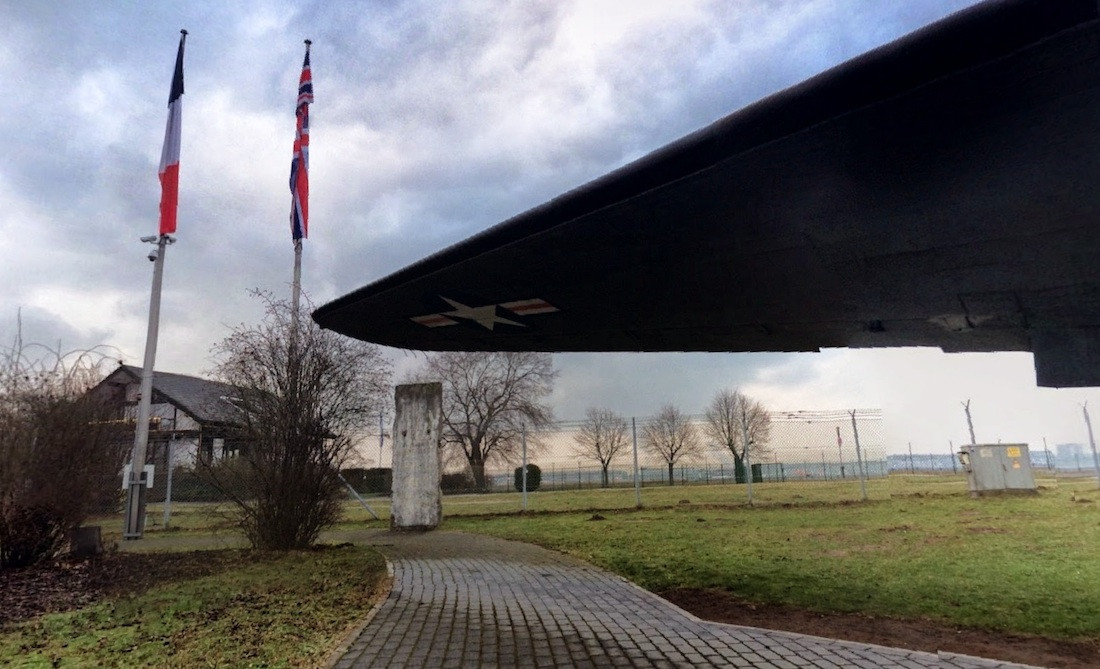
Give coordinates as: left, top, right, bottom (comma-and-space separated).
203, 293, 390, 550
0, 339, 127, 567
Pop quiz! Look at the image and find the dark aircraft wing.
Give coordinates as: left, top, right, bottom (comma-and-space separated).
313, 0, 1100, 388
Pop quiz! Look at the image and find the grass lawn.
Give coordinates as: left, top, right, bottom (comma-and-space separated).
444, 479, 1100, 640
82, 474, 1100, 646
0, 546, 388, 668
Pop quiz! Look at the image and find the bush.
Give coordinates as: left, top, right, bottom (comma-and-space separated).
514, 463, 541, 492
440, 472, 476, 494
0, 343, 128, 568
0, 505, 67, 568
203, 293, 391, 550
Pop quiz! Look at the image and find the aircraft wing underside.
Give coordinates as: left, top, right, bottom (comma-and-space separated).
313, 0, 1100, 388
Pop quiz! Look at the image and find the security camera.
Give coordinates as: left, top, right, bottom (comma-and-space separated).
140, 235, 158, 243
148, 248, 159, 262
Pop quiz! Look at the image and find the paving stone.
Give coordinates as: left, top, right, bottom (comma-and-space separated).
333, 530, 1047, 669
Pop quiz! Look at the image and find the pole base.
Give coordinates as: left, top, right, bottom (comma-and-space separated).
122, 480, 147, 539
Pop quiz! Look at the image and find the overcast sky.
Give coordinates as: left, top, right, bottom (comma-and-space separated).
4, 0, 1099, 456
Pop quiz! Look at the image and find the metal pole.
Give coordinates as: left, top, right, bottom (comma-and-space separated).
378, 411, 384, 467
741, 407, 753, 505
162, 437, 174, 528
338, 472, 379, 520
837, 426, 845, 478
850, 410, 868, 501
822, 452, 828, 480
908, 442, 914, 473
1081, 403, 1100, 490
292, 238, 303, 317
632, 417, 641, 508
124, 234, 172, 539
521, 424, 528, 511
962, 400, 977, 445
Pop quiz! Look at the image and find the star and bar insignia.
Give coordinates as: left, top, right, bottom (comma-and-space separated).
410, 298, 558, 331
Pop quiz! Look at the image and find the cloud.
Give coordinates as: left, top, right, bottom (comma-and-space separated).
19, 0, 1091, 460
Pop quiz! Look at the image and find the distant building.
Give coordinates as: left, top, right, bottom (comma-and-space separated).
92, 364, 245, 472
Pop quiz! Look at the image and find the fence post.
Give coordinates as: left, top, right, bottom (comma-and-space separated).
1082, 403, 1100, 490
521, 424, 528, 511
162, 437, 174, 528
850, 410, 869, 501
741, 407, 753, 506
632, 417, 641, 508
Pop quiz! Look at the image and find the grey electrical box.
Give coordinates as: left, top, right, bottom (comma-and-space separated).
957, 443, 1037, 496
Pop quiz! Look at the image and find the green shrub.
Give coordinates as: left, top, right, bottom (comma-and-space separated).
514, 464, 541, 492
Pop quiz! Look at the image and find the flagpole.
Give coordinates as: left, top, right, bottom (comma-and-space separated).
124, 234, 174, 538
292, 237, 302, 320
124, 29, 186, 539
290, 39, 312, 328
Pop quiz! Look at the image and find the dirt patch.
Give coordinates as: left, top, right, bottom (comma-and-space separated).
660, 587, 1099, 669
0, 549, 279, 629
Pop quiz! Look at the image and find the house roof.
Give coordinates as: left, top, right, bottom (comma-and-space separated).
105, 365, 242, 427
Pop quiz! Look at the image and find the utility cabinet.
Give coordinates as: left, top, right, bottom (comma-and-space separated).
957, 443, 1037, 496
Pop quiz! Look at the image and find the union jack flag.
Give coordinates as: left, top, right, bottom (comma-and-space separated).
290, 42, 313, 241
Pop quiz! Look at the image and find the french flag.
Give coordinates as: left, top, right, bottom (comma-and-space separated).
158, 30, 186, 236
290, 42, 313, 241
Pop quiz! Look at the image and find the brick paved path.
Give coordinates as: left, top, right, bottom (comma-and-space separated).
334, 531, 1042, 669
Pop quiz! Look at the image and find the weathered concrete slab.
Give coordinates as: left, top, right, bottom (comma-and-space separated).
390, 383, 442, 531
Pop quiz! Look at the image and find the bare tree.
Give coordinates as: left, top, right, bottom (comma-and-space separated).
703, 388, 772, 483
421, 351, 555, 491
0, 339, 127, 567
643, 404, 700, 486
206, 293, 390, 549
573, 407, 628, 487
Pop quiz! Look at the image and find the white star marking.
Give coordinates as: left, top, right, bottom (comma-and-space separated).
440, 298, 525, 330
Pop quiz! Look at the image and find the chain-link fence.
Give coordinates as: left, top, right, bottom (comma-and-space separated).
458, 409, 887, 495
96, 407, 1099, 535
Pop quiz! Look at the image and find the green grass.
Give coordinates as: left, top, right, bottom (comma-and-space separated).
113, 474, 1081, 535
82, 474, 1100, 642
444, 480, 1100, 640
0, 546, 388, 668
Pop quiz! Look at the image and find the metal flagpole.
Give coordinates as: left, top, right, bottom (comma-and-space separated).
292, 238, 302, 318
290, 39, 312, 323
124, 233, 174, 539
